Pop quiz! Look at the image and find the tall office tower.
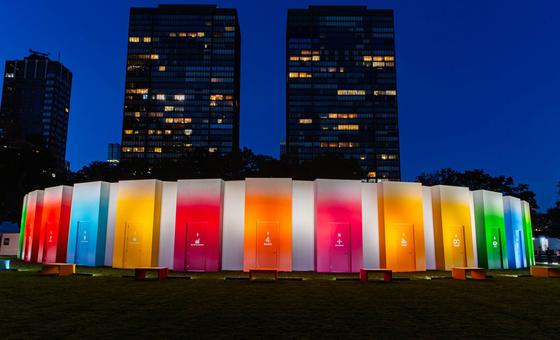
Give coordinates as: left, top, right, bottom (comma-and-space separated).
121, 5, 241, 161
286, 6, 400, 181
0, 51, 73, 167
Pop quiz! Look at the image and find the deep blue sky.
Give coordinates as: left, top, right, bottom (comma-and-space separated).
0, 0, 558, 209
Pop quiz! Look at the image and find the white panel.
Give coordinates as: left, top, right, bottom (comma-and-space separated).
469, 191, 478, 267
158, 181, 177, 268
104, 183, 118, 266
0, 233, 20, 256
361, 182, 379, 268
292, 181, 315, 271
221, 180, 245, 270
422, 187, 436, 270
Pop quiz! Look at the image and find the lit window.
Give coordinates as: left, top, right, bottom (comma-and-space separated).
150, 54, 159, 60
132, 147, 144, 152
164, 106, 174, 112
156, 94, 165, 100
289, 56, 299, 61
289, 72, 299, 78
367, 171, 377, 178
124, 129, 133, 135
179, 32, 186, 37
299, 72, 312, 78
169, 32, 177, 37
164, 130, 172, 135
225, 26, 235, 32
337, 124, 359, 131
339, 67, 344, 73
299, 119, 312, 124
312, 55, 320, 61
158, 66, 166, 71
174, 95, 185, 101
337, 90, 365, 96
209, 94, 224, 101
374, 90, 397, 96
143, 37, 151, 43
129, 37, 140, 43
384, 56, 395, 61
301, 50, 311, 55
363, 56, 372, 61
154, 147, 162, 153
217, 118, 223, 124
372, 62, 385, 67
184, 129, 192, 135
5, 73, 14, 78
209, 147, 218, 153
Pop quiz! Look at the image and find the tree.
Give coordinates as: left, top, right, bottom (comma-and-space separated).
416, 168, 538, 209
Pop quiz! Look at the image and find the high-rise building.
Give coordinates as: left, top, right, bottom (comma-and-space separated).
286, 6, 400, 181
121, 5, 241, 161
0, 51, 72, 166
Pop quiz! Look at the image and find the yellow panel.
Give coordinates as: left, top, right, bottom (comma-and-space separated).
113, 180, 162, 268
378, 182, 425, 272
431, 185, 475, 270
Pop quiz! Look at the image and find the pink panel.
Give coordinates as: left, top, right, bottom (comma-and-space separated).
173, 180, 223, 272
315, 179, 363, 272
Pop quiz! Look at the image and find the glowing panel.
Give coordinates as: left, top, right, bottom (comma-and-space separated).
362, 183, 379, 269
315, 179, 362, 273
378, 182, 425, 272
292, 181, 315, 271
521, 200, 535, 266
503, 196, 526, 268
473, 190, 508, 269
113, 180, 162, 269
158, 182, 177, 268
66, 182, 110, 266
431, 185, 476, 270
174, 179, 223, 272
104, 183, 118, 266
243, 178, 292, 272
221, 181, 245, 270
38, 186, 73, 263
23, 190, 43, 262
19, 195, 28, 259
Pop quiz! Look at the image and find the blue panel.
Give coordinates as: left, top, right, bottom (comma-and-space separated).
67, 181, 111, 266
503, 196, 526, 269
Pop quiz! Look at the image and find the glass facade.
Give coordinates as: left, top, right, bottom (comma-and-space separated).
0, 52, 72, 167
286, 6, 400, 181
121, 5, 240, 161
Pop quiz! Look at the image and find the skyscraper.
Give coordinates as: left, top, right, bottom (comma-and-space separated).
0, 51, 72, 167
121, 5, 240, 161
286, 6, 400, 181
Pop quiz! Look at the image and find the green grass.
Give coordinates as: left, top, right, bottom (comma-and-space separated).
1, 258, 558, 338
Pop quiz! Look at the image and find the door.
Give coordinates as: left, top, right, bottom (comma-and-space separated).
514, 229, 523, 268
123, 222, 142, 268
488, 227, 503, 269
387, 224, 415, 271
75, 221, 91, 265
329, 223, 351, 272
256, 222, 279, 269
450, 225, 467, 267
185, 222, 208, 271
43, 222, 57, 263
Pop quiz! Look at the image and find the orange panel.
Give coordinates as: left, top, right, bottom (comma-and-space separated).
243, 178, 292, 272
431, 185, 475, 270
378, 182, 425, 272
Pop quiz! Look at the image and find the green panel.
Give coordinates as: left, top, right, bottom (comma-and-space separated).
473, 191, 508, 269
521, 201, 535, 266
18, 195, 28, 259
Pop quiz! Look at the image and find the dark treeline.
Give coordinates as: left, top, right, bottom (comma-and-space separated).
2, 144, 559, 237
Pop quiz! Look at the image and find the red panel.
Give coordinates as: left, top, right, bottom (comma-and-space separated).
315, 180, 363, 273
173, 180, 223, 272
39, 186, 73, 263
23, 191, 44, 263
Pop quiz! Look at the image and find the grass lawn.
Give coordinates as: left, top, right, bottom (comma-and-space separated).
1, 258, 558, 338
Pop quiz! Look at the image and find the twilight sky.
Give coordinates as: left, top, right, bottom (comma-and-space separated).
0, 0, 558, 209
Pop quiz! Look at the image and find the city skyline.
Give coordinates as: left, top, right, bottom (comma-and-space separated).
0, 0, 558, 208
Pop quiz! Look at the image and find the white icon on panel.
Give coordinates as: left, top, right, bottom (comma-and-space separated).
453, 234, 461, 248
48, 231, 53, 243
264, 232, 272, 246
335, 233, 344, 247
400, 233, 408, 247
492, 236, 498, 248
